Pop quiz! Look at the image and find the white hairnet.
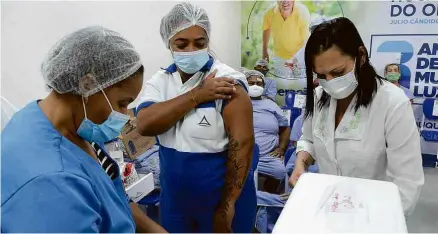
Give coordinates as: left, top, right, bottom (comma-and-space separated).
41, 26, 142, 97
254, 58, 269, 67
237, 67, 248, 74
244, 70, 265, 80
160, 2, 211, 48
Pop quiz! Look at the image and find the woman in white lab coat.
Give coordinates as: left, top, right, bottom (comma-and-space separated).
289, 17, 424, 216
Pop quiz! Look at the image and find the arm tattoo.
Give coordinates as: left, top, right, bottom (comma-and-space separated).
226, 135, 245, 189
216, 128, 250, 218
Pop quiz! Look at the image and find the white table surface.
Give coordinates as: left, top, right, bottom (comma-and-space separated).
273, 173, 407, 233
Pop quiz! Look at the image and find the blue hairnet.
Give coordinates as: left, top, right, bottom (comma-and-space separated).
160, 2, 211, 48
41, 26, 142, 97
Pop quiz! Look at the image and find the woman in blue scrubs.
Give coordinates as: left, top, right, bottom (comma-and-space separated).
136, 3, 257, 233
1, 26, 165, 233
245, 70, 291, 193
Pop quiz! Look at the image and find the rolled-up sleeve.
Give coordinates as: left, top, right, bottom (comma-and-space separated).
216, 68, 249, 93
385, 100, 424, 216
136, 74, 163, 113
296, 114, 315, 158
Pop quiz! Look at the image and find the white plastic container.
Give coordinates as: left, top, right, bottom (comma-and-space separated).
126, 173, 155, 203
273, 173, 407, 233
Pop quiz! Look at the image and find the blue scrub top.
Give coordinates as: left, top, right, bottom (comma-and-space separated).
1, 101, 135, 233
252, 99, 289, 156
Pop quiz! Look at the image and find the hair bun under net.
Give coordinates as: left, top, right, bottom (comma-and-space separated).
41, 26, 142, 97
160, 2, 211, 48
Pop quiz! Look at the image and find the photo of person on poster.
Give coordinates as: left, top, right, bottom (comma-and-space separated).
242, 1, 345, 105
262, 0, 310, 81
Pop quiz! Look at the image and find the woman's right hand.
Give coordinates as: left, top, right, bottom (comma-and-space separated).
192, 69, 237, 104
289, 161, 306, 187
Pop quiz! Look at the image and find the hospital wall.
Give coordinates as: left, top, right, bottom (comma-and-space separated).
1, 1, 242, 108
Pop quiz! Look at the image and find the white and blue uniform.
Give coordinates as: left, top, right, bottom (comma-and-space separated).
136, 57, 257, 233
1, 102, 135, 232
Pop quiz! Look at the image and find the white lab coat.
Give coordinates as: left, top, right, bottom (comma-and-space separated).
297, 80, 424, 216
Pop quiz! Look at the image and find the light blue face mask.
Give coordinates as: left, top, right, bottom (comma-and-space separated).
77, 90, 130, 144
173, 48, 209, 74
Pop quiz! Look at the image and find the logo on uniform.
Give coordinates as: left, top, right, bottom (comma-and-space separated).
198, 115, 211, 127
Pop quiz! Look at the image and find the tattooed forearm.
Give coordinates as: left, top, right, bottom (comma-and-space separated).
225, 137, 246, 189
217, 128, 252, 214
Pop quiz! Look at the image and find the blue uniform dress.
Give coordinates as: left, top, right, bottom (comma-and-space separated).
252, 99, 289, 180
1, 101, 135, 233
137, 58, 257, 233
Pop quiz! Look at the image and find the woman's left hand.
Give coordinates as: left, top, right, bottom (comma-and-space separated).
270, 147, 285, 160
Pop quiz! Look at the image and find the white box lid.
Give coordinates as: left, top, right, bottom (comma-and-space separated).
126, 173, 155, 203
273, 173, 407, 233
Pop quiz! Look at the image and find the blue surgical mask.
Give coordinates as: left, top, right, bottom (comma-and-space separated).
173, 48, 209, 74
77, 90, 130, 144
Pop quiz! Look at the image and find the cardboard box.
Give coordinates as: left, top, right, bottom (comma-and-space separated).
120, 119, 156, 160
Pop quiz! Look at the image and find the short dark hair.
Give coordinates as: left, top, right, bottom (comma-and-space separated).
384, 63, 400, 73
304, 17, 383, 118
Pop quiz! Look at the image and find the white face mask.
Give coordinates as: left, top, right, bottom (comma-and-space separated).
318, 62, 358, 99
248, 85, 264, 98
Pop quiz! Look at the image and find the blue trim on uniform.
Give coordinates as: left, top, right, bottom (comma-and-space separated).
136, 101, 156, 113
236, 79, 248, 93
162, 56, 215, 73
220, 80, 248, 114
196, 101, 216, 109
221, 100, 228, 114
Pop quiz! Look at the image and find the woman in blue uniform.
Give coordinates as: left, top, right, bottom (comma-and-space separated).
136, 3, 257, 233
244, 70, 291, 193
1, 26, 165, 233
